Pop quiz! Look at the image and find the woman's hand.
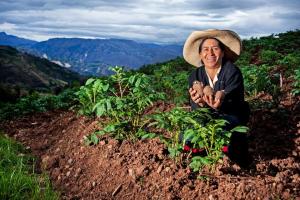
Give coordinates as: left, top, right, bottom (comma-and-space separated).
189, 88, 205, 107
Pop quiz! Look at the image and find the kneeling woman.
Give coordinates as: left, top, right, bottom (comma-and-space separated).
183, 29, 250, 166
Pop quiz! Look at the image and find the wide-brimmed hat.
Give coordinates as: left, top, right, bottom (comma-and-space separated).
183, 29, 242, 67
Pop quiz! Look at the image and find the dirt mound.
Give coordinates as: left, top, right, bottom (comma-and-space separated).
1, 103, 299, 199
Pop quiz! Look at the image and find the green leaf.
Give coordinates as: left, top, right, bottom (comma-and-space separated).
141, 133, 157, 139
85, 78, 95, 85
231, 126, 249, 133
90, 134, 99, 144
96, 103, 105, 116
95, 130, 106, 136
135, 77, 142, 88
128, 75, 135, 84
199, 157, 211, 165
104, 124, 116, 132
183, 129, 195, 142
191, 135, 200, 144
103, 84, 109, 92
168, 146, 180, 158
106, 100, 112, 111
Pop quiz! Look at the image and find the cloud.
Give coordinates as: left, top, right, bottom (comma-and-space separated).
0, 0, 299, 43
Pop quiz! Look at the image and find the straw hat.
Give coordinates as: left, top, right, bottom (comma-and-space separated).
183, 29, 242, 67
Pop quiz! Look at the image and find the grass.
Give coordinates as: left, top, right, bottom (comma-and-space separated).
0, 132, 59, 200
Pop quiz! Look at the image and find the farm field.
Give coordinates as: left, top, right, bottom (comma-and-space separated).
0, 30, 300, 199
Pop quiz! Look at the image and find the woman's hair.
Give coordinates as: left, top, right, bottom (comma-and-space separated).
198, 37, 225, 53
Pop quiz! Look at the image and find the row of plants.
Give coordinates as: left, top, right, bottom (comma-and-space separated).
0, 88, 78, 120
241, 65, 281, 99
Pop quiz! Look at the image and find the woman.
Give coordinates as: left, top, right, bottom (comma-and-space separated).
183, 29, 250, 166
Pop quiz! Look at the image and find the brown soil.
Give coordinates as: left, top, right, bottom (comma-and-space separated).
1, 97, 300, 199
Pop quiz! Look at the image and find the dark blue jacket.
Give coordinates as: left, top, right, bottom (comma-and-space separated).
188, 61, 250, 124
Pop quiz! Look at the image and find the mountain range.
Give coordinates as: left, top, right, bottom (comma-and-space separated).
0, 32, 182, 75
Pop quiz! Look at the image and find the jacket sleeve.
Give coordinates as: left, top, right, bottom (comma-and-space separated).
223, 67, 244, 101
220, 66, 245, 115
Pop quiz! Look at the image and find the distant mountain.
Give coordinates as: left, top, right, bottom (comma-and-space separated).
0, 45, 82, 98
0, 32, 37, 47
0, 32, 182, 75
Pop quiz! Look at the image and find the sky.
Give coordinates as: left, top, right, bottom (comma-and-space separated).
0, 0, 299, 44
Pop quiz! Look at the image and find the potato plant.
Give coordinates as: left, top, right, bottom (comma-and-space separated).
147, 108, 210, 158
292, 68, 300, 96
241, 64, 280, 100
150, 64, 190, 105
259, 50, 282, 65
183, 116, 248, 172
0, 88, 78, 120
149, 107, 248, 171
76, 77, 109, 116
77, 66, 165, 143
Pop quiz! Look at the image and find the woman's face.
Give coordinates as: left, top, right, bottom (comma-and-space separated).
199, 38, 224, 69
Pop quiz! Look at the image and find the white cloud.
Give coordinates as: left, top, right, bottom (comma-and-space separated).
0, 22, 17, 32
0, 0, 299, 43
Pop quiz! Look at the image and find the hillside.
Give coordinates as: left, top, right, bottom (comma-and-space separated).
0, 45, 82, 101
0, 32, 182, 76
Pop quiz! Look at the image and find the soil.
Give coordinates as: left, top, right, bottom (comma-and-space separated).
1, 96, 299, 199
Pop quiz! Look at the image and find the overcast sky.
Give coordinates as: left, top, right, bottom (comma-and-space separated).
0, 0, 299, 44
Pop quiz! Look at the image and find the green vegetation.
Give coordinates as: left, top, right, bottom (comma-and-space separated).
79, 67, 165, 142
139, 57, 194, 105
241, 65, 280, 99
0, 133, 58, 200
292, 68, 300, 96
148, 108, 247, 171
0, 88, 78, 120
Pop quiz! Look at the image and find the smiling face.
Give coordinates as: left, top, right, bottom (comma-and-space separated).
199, 38, 224, 69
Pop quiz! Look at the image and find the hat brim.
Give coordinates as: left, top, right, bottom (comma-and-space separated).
183, 29, 242, 67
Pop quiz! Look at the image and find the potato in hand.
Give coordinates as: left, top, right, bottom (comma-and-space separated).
203, 85, 214, 96
215, 90, 225, 101
192, 81, 204, 97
